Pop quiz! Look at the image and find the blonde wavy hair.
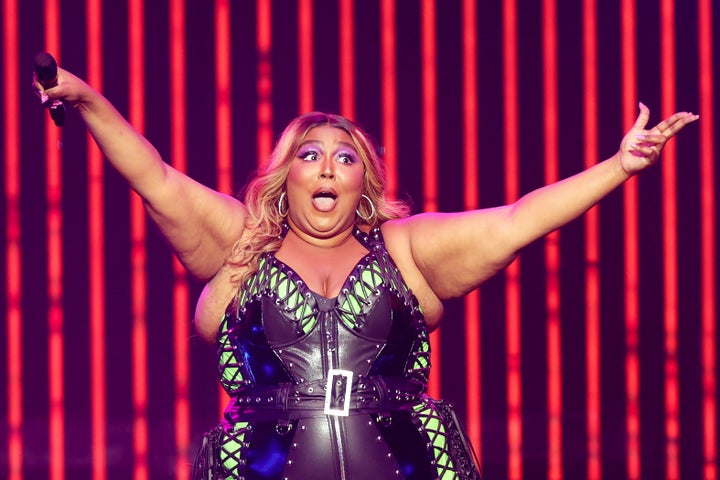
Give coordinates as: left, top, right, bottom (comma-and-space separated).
226, 112, 410, 286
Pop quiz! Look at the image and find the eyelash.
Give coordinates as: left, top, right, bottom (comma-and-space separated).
337, 152, 355, 164
299, 149, 320, 161
298, 149, 356, 164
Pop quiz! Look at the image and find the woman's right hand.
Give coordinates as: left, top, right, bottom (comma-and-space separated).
33, 66, 94, 110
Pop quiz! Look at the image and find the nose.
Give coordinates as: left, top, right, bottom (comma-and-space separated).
319, 156, 335, 179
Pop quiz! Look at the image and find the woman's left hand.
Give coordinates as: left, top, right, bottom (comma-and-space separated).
619, 102, 699, 176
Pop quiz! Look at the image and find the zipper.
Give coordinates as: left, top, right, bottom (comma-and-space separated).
321, 307, 348, 480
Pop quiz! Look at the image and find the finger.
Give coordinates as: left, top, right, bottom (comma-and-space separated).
652, 112, 698, 137
664, 113, 699, 138
632, 102, 651, 130
634, 133, 666, 146
628, 142, 658, 156
627, 148, 653, 159
31, 79, 50, 104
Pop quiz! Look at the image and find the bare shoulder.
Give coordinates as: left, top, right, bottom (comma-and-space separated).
380, 219, 444, 330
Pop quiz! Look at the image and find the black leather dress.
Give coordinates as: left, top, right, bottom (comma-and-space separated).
193, 226, 481, 480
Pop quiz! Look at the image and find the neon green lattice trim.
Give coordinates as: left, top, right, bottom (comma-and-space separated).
338, 261, 384, 329
219, 421, 250, 474
273, 270, 315, 333
413, 403, 459, 480
412, 338, 431, 372
218, 315, 245, 387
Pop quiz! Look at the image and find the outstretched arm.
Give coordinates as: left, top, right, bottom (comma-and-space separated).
397, 103, 698, 300
35, 66, 246, 280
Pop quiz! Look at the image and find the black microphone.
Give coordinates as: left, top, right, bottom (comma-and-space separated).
34, 52, 65, 127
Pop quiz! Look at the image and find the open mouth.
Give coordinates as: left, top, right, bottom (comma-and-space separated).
312, 189, 337, 210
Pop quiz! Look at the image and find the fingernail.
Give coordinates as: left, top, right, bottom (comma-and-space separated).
636, 134, 646, 141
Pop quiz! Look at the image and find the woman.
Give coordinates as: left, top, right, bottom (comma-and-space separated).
35, 65, 697, 479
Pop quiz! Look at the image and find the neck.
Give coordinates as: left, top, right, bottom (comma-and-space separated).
285, 220, 356, 249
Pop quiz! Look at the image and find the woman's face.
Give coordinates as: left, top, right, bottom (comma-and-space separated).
285, 125, 366, 240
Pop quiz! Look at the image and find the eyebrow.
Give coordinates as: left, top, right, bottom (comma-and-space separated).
298, 139, 358, 152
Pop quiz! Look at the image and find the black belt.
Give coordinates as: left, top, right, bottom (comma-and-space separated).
224, 373, 426, 422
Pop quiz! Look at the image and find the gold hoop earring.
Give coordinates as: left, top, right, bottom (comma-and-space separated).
278, 192, 289, 218
356, 194, 376, 222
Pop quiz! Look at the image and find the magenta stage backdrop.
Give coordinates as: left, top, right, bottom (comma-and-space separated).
1, 0, 718, 479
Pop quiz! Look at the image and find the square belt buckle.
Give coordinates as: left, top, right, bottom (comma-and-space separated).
324, 369, 353, 416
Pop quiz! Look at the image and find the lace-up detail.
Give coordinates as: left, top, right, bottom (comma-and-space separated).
218, 227, 431, 393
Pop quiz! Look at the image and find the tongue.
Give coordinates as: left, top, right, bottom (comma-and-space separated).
313, 196, 335, 211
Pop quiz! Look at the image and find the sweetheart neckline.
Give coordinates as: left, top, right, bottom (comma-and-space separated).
271, 225, 372, 303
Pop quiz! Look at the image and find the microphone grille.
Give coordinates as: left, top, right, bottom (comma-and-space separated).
34, 52, 58, 82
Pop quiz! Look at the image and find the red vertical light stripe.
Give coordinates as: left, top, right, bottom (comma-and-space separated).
421, 0, 438, 214
172, 256, 190, 480
461, 0, 478, 212
620, 1, 640, 477
545, 233, 561, 479
582, 0, 601, 477
169, 1, 191, 479
698, 1, 717, 478
659, 2, 679, 478
462, 0, 481, 459
86, 0, 107, 478
380, 0, 398, 199
129, 200, 149, 480
3, 0, 22, 478
128, 0, 149, 478
298, 0, 313, 113
420, 0, 441, 400
215, 0, 233, 419
215, 0, 233, 195
257, 0, 273, 165
541, 1, 562, 477
503, 1, 522, 477
338, 0, 355, 119
44, 2, 65, 479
